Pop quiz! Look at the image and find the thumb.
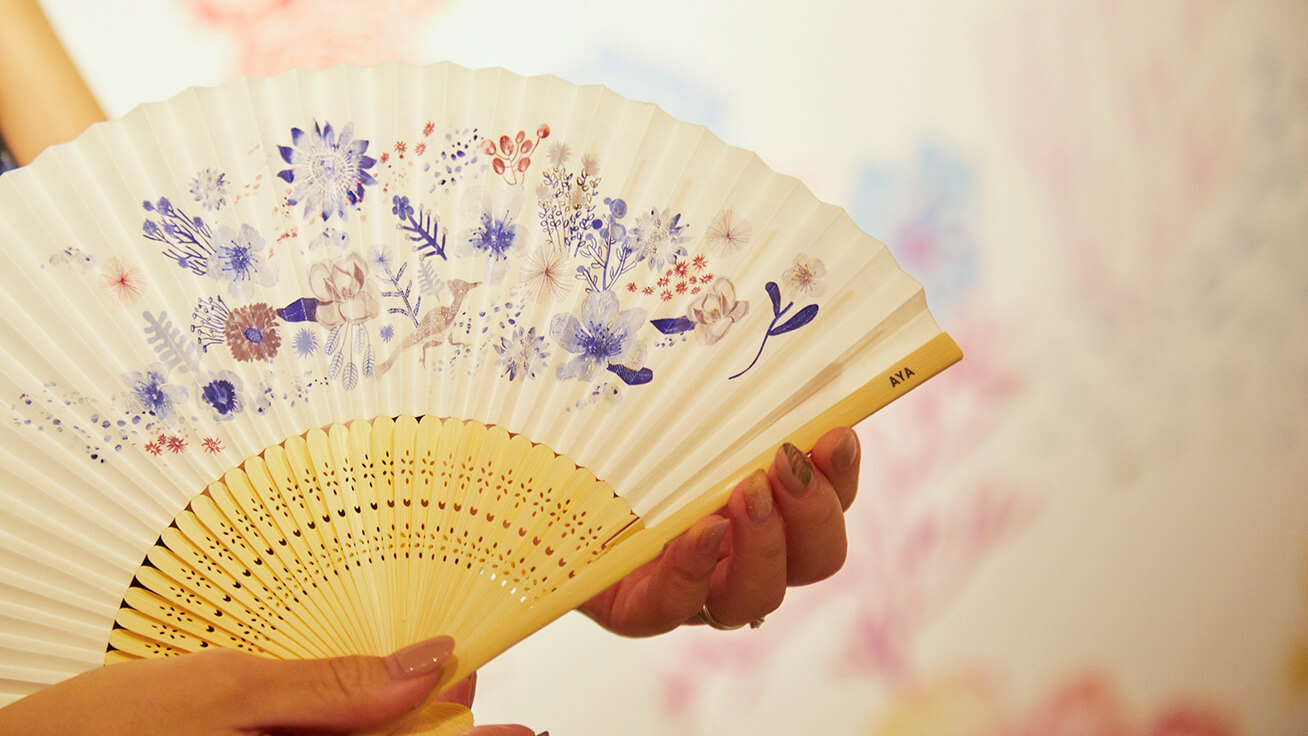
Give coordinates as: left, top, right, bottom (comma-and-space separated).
238, 636, 457, 733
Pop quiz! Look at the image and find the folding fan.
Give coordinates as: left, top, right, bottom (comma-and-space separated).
0, 62, 960, 733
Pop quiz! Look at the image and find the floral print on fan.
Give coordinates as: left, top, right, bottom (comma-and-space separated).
190, 168, 228, 211
122, 366, 188, 426
197, 370, 244, 421
209, 224, 278, 297
277, 121, 378, 221
26, 117, 827, 462
687, 278, 749, 344
483, 124, 549, 185
304, 252, 382, 328
729, 262, 824, 379
550, 290, 648, 383
225, 303, 281, 362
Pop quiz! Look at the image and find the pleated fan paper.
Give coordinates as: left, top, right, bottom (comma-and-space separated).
0, 62, 960, 732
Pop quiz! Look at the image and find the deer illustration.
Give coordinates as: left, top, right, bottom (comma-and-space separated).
376, 279, 482, 375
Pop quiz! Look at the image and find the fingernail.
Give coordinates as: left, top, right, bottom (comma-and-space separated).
458, 726, 536, 736
743, 470, 773, 522
384, 636, 455, 679
776, 443, 813, 497
698, 518, 730, 555
834, 429, 860, 473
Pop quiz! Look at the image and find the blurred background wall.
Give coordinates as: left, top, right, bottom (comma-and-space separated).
31, 0, 1308, 733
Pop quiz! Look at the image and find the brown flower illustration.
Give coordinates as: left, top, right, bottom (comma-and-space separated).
687, 277, 749, 344
308, 251, 381, 328
783, 252, 827, 297
225, 302, 281, 362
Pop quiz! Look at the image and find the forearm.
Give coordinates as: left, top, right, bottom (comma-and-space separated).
0, 0, 104, 165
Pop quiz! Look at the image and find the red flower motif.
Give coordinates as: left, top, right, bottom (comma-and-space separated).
674, 281, 688, 294
660, 289, 672, 302
143, 440, 162, 456
165, 435, 187, 454
482, 123, 550, 184
379, 152, 389, 164
202, 437, 224, 454
692, 254, 708, 271
626, 282, 638, 292
394, 140, 407, 154
100, 257, 144, 305
657, 276, 669, 288
414, 142, 427, 156
423, 121, 434, 137
642, 286, 654, 295
673, 261, 689, 277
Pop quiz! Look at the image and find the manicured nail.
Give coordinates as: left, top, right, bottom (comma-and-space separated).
384, 636, 455, 679
776, 443, 813, 497
698, 518, 730, 555
834, 429, 860, 473
743, 470, 773, 522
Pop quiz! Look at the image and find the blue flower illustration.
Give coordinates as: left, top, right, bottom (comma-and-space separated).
392, 195, 414, 220
207, 224, 278, 298
277, 121, 378, 221
380, 324, 395, 343
190, 169, 228, 211
550, 291, 646, 381
495, 326, 550, 381
369, 245, 395, 273
198, 370, 243, 421
309, 228, 350, 252
292, 328, 319, 358
122, 366, 187, 425
466, 211, 519, 261
632, 207, 689, 272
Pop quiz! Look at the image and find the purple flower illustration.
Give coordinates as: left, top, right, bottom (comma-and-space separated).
495, 326, 551, 381
190, 169, 227, 211
198, 370, 244, 421
466, 211, 520, 261
550, 290, 646, 381
391, 195, 414, 220
123, 365, 187, 425
208, 224, 278, 297
277, 121, 377, 221
632, 207, 689, 272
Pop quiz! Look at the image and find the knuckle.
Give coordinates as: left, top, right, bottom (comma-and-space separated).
316, 656, 380, 706
789, 541, 847, 586
756, 530, 788, 562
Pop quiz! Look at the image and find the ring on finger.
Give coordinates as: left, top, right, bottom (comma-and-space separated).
699, 604, 765, 631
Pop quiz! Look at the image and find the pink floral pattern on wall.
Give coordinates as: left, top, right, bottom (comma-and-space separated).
867, 670, 1240, 736
184, 0, 447, 76
982, 0, 1245, 331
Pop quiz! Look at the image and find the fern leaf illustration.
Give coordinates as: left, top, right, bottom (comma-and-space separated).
142, 311, 201, 374
418, 259, 443, 299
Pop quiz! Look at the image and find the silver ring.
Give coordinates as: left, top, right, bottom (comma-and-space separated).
698, 604, 764, 631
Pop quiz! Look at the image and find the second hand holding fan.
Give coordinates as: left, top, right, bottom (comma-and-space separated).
0, 62, 960, 733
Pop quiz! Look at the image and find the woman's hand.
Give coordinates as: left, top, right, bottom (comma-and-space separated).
581, 427, 861, 635
0, 637, 535, 736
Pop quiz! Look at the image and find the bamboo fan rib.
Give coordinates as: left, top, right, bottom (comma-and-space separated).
108, 417, 637, 664
0, 62, 961, 732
